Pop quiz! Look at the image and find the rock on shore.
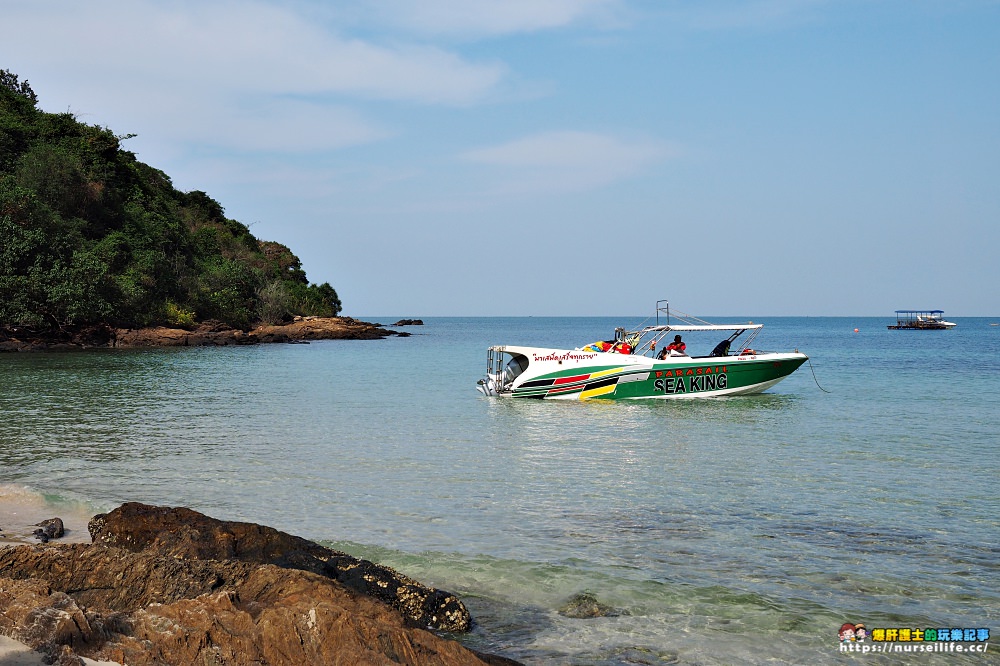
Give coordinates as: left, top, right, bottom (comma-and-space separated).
0, 316, 407, 352
250, 316, 406, 344
0, 503, 520, 666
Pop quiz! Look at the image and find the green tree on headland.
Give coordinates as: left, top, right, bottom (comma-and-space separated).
0, 69, 341, 331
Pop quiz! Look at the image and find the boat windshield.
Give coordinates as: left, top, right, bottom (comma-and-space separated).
502, 354, 529, 385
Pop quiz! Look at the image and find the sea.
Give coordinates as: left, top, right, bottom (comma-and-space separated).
1, 316, 998, 665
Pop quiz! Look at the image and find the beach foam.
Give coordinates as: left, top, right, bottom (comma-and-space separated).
0, 483, 96, 546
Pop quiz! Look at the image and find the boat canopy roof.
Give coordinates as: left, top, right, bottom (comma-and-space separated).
636, 323, 762, 333
622, 322, 763, 353
895, 310, 945, 315
630, 302, 763, 336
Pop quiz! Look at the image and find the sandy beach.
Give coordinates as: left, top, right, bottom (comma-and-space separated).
0, 635, 53, 666
0, 634, 119, 665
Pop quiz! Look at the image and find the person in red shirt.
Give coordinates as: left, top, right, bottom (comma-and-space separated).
665, 335, 687, 356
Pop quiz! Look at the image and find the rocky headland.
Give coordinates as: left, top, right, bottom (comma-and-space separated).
0, 316, 407, 352
0, 503, 520, 666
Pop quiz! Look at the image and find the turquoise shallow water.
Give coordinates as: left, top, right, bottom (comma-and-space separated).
1, 316, 998, 664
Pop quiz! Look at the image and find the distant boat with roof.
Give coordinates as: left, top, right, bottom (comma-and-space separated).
887, 310, 957, 330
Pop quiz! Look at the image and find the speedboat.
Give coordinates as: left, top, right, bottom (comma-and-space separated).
477, 301, 808, 400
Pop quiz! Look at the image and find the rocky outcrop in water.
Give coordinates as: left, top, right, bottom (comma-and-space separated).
0, 503, 519, 666
112, 319, 257, 347
0, 316, 406, 351
250, 316, 407, 343
557, 591, 620, 618
0, 324, 116, 351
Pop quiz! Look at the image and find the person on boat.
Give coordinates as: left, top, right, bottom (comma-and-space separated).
656, 346, 669, 360
665, 335, 687, 356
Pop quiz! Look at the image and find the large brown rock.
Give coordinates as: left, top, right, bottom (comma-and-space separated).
114, 319, 266, 347
0, 549, 512, 665
87, 503, 470, 633
1, 317, 404, 351
0, 504, 521, 666
251, 316, 405, 341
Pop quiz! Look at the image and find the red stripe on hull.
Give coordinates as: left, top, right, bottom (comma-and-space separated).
553, 374, 591, 385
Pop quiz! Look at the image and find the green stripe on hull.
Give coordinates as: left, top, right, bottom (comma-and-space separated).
511, 357, 807, 400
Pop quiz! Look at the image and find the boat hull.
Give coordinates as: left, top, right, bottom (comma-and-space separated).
480, 347, 808, 400
887, 322, 956, 330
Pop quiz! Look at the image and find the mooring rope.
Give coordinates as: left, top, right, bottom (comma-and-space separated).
807, 357, 832, 393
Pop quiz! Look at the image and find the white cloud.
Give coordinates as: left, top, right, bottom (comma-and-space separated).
461, 130, 672, 193
28, 1, 506, 104
3, 0, 507, 154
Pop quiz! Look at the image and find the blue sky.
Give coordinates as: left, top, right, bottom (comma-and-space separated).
5, 1, 999, 316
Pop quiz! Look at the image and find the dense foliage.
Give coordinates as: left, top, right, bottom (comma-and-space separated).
0, 70, 341, 331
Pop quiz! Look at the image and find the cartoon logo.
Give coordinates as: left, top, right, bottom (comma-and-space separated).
839, 622, 866, 642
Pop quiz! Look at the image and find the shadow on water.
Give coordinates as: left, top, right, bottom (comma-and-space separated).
483, 391, 801, 422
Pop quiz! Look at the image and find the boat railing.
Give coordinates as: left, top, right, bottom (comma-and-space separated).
485, 346, 504, 390
655, 300, 670, 327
